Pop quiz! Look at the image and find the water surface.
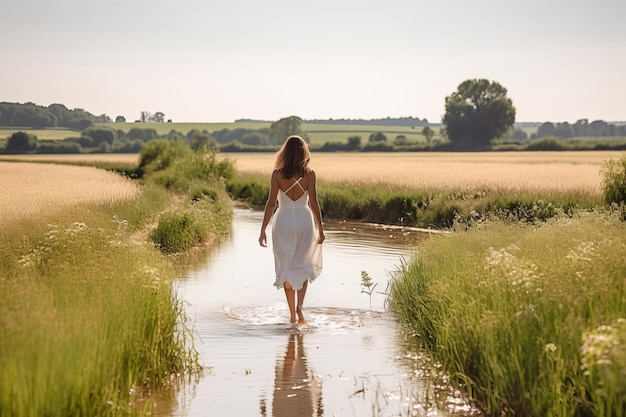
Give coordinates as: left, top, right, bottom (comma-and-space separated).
150, 208, 476, 416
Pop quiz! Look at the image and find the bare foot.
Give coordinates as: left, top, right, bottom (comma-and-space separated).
296, 306, 306, 325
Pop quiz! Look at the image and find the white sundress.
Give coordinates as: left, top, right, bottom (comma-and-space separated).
271, 177, 323, 290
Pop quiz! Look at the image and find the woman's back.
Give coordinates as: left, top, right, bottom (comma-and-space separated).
276, 171, 310, 203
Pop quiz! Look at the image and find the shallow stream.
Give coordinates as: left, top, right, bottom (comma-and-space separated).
149, 208, 476, 416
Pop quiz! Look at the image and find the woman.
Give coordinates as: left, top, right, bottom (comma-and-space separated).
259, 135, 325, 325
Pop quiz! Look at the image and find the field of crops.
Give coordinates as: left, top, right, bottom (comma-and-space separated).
0, 161, 138, 224
223, 151, 621, 196
3, 151, 620, 198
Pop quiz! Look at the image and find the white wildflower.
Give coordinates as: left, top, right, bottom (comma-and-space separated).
544, 343, 557, 353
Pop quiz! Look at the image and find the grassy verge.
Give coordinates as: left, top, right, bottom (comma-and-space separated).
387, 211, 626, 416
0, 187, 194, 416
226, 172, 602, 229
0, 145, 234, 416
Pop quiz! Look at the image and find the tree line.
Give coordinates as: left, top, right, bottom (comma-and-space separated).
235, 116, 429, 127
0, 102, 110, 129
535, 119, 626, 139
3, 81, 626, 154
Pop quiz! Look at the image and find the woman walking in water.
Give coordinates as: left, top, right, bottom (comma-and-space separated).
259, 135, 325, 325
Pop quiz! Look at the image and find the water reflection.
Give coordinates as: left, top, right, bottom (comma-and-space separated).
261, 331, 323, 417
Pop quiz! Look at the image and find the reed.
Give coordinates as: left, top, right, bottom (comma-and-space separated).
388, 212, 626, 416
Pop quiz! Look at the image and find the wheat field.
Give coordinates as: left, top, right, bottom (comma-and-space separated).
0, 153, 140, 165
223, 151, 623, 195
0, 162, 138, 223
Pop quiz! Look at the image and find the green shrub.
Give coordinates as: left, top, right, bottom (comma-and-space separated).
150, 211, 204, 253
5, 131, 38, 153
602, 152, 626, 204
138, 139, 192, 173
525, 136, 569, 151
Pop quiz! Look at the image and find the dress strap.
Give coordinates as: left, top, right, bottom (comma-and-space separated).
284, 177, 305, 193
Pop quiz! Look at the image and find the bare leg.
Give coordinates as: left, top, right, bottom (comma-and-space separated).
296, 281, 308, 324
283, 283, 297, 323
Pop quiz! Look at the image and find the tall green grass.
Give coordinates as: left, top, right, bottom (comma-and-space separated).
388, 212, 626, 416
0, 145, 236, 416
141, 142, 234, 253
0, 189, 199, 416
226, 173, 602, 229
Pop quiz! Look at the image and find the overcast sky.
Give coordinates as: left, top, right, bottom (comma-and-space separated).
2, 0, 625, 123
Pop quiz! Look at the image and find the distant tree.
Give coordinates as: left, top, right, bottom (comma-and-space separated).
573, 119, 589, 137
537, 122, 555, 138
97, 114, 112, 123
422, 126, 434, 143
240, 133, 265, 146
5, 131, 38, 153
167, 129, 185, 141
82, 127, 116, 147
48, 103, 69, 125
189, 131, 216, 151
442, 78, 516, 150
12, 104, 56, 128
552, 122, 574, 139
115, 115, 126, 123
393, 135, 409, 146
588, 120, 608, 136
128, 127, 158, 141
269, 116, 308, 144
368, 132, 387, 143
140, 111, 152, 123
347, 136, 362, 149
153, 112, 165, 123
35, 141, 82, 154
511, 128, 528, 140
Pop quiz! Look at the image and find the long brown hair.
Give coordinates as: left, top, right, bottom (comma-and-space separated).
274, 135, 311, 178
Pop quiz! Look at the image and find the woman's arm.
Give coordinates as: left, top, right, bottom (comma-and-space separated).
307, 170, 325, 244
259, 170, 279, 247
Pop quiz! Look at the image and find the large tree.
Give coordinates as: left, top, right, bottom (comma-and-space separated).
5, 131, 38, 153
269, 116, 308, 144
442, 79, 516, 150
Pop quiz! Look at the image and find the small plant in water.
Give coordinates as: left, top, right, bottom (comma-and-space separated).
361, 271, 378, 309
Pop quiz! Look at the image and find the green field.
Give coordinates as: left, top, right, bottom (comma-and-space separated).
1, 122, 443, 146
0, 128, 80, 141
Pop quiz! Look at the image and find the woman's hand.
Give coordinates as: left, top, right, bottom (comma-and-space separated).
259, 231, 268, 247
317, 231, 325, 244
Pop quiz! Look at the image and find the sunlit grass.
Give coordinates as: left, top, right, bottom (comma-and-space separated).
0, 161, 139, 226
388, 212, 626, 415
0, 153, 140, 165
0, 163, 199, 416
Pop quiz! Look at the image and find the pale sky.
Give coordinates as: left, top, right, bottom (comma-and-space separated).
2, 0, 625, 124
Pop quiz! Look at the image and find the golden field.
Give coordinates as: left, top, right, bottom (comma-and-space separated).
0, 153, 140, 165
223, 151, 622, 196
3, 150, 621, 199
0, 161, 138, 224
